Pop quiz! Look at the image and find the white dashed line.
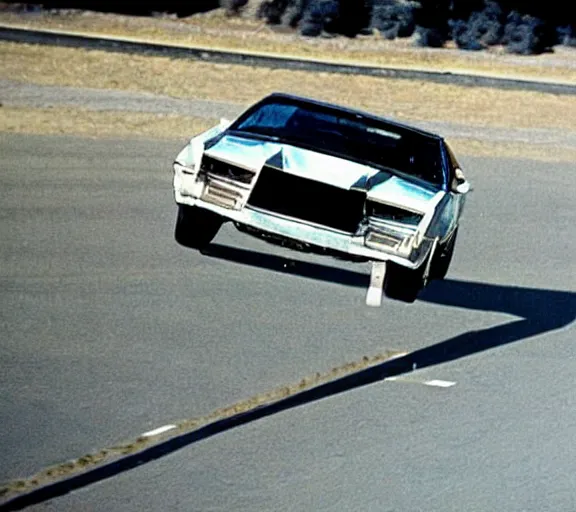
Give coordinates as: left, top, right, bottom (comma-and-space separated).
141, 424, 177, 437
385, 376, 457, 388
423, 380, 457, 388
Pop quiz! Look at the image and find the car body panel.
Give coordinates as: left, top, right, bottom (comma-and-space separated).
368, 176, 440, 213
205, 134, 382, 190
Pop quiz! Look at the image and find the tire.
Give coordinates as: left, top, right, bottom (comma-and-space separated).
429, 227, 458, 281
174, 204, 223, 250
383, 260, 427, 303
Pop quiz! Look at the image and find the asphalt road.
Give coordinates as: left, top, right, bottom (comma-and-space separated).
1, 133, 575, 511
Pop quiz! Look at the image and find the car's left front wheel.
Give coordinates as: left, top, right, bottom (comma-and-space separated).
174, 204, 223, 250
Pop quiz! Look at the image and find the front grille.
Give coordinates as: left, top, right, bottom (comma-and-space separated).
201, 155, 255, 184
248, 166, 365, 233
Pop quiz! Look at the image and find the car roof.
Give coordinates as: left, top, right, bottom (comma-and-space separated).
263, 92, 443, 142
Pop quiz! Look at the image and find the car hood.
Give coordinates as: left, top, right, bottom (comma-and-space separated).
204, 134, 442, 213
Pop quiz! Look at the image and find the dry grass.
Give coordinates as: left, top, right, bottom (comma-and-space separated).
2, 9, 576, 83
2, 106, 574, 162
2, 42, 576, 134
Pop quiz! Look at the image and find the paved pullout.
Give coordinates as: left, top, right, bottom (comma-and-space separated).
1, 134, 574, 511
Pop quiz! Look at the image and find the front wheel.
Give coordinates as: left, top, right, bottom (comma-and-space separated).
174, 204, 223, 250
383, 260, 427, 303
429, 227, 458, 281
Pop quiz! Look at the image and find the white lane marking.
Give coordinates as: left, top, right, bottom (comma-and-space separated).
424, 380, 457, 388
385, 376, 457, 388
141, 424, 177, 437
366, 261, 386, 307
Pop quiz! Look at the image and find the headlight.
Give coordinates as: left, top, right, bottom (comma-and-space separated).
365, 230, 414, 256
365, 201, 423, 226
364, 201, 423, 256
200, 155, 256, 184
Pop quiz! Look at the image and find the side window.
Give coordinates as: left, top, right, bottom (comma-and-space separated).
403, 139, 444, 186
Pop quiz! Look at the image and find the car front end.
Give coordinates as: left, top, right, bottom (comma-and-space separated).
173, 130, 446, 269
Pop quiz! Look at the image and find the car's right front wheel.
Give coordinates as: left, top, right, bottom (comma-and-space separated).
174, 204, 223, 250
429, 227, 458, 281
383, 260, 427, 303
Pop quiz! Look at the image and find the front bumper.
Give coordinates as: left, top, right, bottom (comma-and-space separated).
174, 184, 434, 269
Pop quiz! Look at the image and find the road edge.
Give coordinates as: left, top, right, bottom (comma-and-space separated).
0, 348, 408, 511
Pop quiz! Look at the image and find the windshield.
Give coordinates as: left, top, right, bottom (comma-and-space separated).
230, 98, 446, 187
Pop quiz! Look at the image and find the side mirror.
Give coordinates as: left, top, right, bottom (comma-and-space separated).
454, 180, 470, 194
451, 168, 470, 194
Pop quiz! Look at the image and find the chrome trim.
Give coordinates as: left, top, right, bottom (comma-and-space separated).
366, 217, 418, 236
365, 231, 402, 249
205, 172, 252, 190
248, 205, 358, 236
201, 177, 247, 210
174, 195, 434, 268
